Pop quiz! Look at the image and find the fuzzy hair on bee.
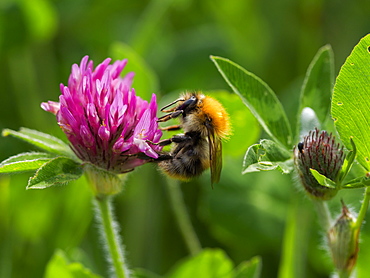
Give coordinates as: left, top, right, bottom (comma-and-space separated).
153, 91, 231, 185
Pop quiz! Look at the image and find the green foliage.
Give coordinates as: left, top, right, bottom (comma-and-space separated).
2, 128, 74, 157
165, 249, 261, 278
212, 33, 370, 277
27, 156, 83, 189
298, 45, 334, 137
338, 138, 357, 185
1, 128, 83, 189
44, 250, 102, 278
332, 34, 370, 172
243, 139, 292, 174
0, 152, 55, 173
233, 256, 261, 278
134, 252, 261, 278
18, 0, 57, 42
2, 1, 370, 277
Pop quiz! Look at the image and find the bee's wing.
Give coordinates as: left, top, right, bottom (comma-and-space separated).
208, 129, 222, 185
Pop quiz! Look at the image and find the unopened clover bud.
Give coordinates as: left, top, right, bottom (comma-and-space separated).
328, 202, 359, 276
294, 128, 344, 200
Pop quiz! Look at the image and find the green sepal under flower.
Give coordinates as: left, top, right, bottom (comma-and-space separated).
84, 164, 127, 197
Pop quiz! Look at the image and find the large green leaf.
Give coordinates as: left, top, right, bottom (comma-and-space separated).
0, 152, 54, 173
331, 34, 370, 171
2, 127, 74, 157
27, 156, 83, 189
44, 249, 102, 278
299, 45, 334, 132
211, 56, 292, 148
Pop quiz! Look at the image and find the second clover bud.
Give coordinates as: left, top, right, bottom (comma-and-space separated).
294, 128, 345, 200
328, 202, 359, 277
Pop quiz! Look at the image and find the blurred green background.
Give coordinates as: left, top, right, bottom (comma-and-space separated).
1, 0, 370, 277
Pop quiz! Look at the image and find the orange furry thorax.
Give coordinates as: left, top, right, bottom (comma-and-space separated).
198, 95, 231, 139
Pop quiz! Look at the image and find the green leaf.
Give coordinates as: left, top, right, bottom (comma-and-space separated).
110, 42, 159, 101
331, 34, 370, 171
299, 45, 334, 130
44, 249, 102, 278
27, 157, 83, 189
234, 256, 262, 278
341, 176, 370, 189
0, 152, 55, 173
2, 127, 74, 157
309, 169, 337, 189
242, 139, 293, 174
166, 249, 233, 278
211, 56, 292, 148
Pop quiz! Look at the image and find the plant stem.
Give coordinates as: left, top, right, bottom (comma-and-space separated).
165, 177, 202, 256
95, 195, 129, 278
312, 199, 332, 231
337, 270, 350, 278
354, 186, 370, 230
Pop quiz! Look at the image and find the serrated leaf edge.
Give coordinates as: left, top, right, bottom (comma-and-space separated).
27, 156, 83, 189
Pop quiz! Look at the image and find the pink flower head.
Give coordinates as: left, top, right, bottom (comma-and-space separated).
41, 56, 163, 173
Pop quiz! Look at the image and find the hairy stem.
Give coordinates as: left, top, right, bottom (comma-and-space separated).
165, 177, 202, 256
312, 199, 332, 231
95, 196, 129, 278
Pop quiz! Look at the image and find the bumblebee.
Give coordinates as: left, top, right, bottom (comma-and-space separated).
154, 92, 231, 184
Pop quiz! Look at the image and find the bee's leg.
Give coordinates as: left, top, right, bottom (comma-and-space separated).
137, 152, 173, 161
154, 154, 173, 161
146, 134, 191, 146
160, 125, 181, 131
147, 138, 173, 146
157, 110, 183, 122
